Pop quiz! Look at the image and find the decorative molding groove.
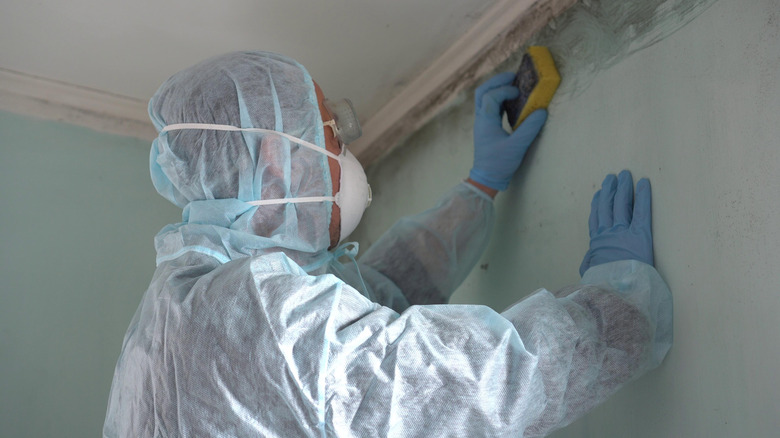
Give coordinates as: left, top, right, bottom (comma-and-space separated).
0, 0, 573, 153
350, 0, 576, 166
0, 68, 157, 140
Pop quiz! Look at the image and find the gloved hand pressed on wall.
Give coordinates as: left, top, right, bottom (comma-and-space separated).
580, 170, 655, 276
468, 71, 548, 191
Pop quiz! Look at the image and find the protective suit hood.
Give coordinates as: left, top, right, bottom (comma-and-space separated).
148, 51, 334, 268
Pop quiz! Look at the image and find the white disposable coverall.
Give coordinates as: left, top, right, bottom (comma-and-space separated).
104, 52, 672, 437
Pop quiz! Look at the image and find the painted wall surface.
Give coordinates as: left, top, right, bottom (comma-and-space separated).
0, 112, 180, 437
351, 0, 780, 436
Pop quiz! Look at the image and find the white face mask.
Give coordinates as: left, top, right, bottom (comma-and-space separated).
160, 123, 372, 243
336, 148, 372, 241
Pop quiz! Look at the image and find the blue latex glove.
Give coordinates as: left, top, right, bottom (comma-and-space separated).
469, 72, 549, 191
580, 170, 655, 276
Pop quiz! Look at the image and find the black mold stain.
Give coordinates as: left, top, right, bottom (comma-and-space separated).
528, 0, 720, 98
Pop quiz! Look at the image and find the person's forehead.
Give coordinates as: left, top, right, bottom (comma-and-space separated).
312, 81, 325, 108
312, 80, 341, 156
313, 80, 322, 95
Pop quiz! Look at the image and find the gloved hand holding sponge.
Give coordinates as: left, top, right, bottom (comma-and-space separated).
468, 71, 548, 192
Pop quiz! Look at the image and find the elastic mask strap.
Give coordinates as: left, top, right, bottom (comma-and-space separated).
247, 195, 338, 206
161, 123, 341, 160
163, 123, 344, 207
323, 119, 341, 140
332, 242, 370, 298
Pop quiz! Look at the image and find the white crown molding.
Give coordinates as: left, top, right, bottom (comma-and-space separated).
0, 0, 572, 154
0, 68, 157, 140
350, 0, 576, 166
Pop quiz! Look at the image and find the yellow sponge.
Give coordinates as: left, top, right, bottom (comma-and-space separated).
503, 46, 561, 131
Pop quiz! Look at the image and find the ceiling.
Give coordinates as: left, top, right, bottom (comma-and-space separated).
0, 0, 499, 123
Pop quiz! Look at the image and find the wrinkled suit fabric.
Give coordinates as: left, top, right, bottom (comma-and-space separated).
104, 51, 672, 437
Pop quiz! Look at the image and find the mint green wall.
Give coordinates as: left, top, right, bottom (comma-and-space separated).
352, 0, 780, 436
0, 112, 180, 437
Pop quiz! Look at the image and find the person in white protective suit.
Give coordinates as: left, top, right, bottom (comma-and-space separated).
104, 51, 672, 437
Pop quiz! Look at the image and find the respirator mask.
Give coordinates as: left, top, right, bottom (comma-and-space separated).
160, 99, 371, 243
320, 97, 370, 241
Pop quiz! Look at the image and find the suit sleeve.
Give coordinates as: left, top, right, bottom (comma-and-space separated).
357, 182, 495, 308
321, 260, 672, 437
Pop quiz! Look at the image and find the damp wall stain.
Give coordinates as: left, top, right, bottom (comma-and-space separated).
525, 0, 720, 97
354, 0, 780, 436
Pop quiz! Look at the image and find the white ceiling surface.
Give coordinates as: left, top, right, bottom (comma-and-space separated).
0, 0, 497, 123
